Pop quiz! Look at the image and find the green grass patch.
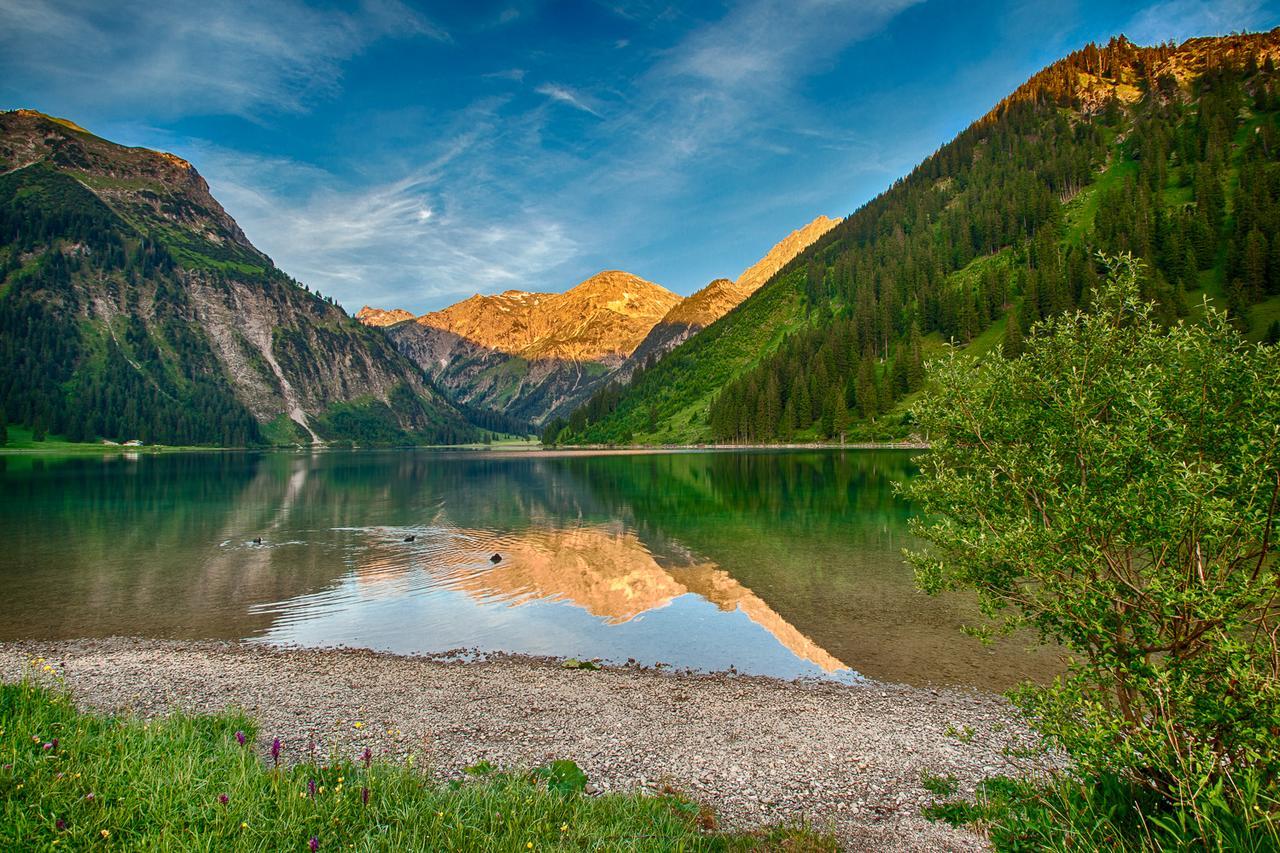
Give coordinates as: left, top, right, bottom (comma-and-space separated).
1, 678, 833, 850
921, 772, 1279, 852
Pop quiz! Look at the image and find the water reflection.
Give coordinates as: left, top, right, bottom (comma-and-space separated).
0, 449, 1058, 688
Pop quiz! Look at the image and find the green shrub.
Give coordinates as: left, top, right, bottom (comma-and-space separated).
904, 254, 1280, 840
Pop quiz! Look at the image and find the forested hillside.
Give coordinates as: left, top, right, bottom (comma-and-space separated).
550, 30, 1280, 446
0, 110, 485, 447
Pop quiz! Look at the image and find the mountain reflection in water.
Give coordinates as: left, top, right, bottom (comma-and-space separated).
0, 449, 1059, 688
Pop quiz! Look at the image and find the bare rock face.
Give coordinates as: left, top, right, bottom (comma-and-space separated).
355, 306, 415, 327
733, 215, 838, 295
416, 270, 681, 362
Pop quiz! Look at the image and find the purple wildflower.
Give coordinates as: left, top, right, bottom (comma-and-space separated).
308, 778, 316, 798
51, 738, 58, 753
309, 836, 319, 851
42, 742, 53, 751
219, 794, 229, 806
361, 786, 369, 805
56, 819, 66, 831
271, 737, 281, 766
84, 793, 94, 801
235, 730, 246, 746
361, 747, 372, 768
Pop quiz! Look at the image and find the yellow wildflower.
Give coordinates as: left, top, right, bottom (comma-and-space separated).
526, 843, 533, 850
101, 830, 110, 838
241, 822, 248, 829
561, 824, 568, 832
353, 722, 363, 729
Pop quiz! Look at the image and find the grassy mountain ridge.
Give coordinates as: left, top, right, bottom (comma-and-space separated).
0, 109, 483, 446
552, 30, 1280, 446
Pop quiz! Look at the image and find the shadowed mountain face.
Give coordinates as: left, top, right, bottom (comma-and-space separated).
0, 110, 479, 446
360, 218, 838, 425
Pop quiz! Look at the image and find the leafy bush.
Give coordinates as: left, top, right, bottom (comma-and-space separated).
904, 255, 1280, 838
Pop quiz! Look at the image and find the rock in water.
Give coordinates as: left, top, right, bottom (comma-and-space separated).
490, 553, 502, 564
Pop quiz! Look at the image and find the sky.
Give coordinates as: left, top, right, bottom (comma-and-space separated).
1, 0, 1277, 313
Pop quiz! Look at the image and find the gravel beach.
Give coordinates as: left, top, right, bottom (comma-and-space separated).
2, 638, 1048, 851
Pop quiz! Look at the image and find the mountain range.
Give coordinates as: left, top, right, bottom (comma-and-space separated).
357, 215, 837, 425
4, 28, 1280, 448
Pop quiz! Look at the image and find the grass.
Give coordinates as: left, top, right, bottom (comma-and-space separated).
2, 677, 834, 851
921, 772, 1280, 852
0, 426, 222, 454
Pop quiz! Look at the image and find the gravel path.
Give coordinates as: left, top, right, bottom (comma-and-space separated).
2, 638, 1047, 851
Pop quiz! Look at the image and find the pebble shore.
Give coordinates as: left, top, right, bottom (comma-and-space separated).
2, 638, 1049, 851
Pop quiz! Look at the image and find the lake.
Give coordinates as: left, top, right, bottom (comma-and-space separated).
0, 448, 1058, 689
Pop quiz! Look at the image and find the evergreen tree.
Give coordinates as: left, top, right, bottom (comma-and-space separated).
1002, 309, 1025, 359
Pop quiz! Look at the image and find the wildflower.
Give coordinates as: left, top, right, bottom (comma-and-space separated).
219, 794, 229, 806
56, 819, 66, 831
101, 830, 110, 838
526, 843, 533, 850
353, 721, 363, 729
241, 822, 248, 829
319, 786, 325, 795
43, 665, 53, 673
43, 742, 53, 751
271, 737, 282, 766
235, 730, 246, 746
84, 792, 94, 801
561, 823, 568, 833
361, 786, 369, 805
51, 738, 58, 752
308, 779, 316, 798
309, 837, 319, 851
361, 747, 371, 768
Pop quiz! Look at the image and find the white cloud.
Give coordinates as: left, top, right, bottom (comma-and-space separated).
534, 83, 603, 117
0, 0, 447, 119
186, 141, 577, 313
1126, 0, 1270, 45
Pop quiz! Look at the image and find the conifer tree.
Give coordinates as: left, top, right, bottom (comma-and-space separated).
1002, 309, 1025, 359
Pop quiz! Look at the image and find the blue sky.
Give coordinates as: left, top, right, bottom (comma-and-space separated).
2, 0, 1276, 313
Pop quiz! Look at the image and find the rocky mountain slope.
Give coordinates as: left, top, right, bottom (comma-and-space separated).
624, 215, 838, 374
373, 271, 679, 425
355, 306, 414, 327
0, 109, 480, 445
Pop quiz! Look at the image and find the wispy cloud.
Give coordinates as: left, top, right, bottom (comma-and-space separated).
534, 83, 603, 117
0, 0, 447, 119
1125, 0, 1270, 44
186, 139, 577, 313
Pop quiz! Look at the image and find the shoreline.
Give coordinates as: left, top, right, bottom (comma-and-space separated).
0, 440, 928, 456
4, 638, 1041, 851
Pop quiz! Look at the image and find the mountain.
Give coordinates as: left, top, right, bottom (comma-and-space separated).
623, 215, 839, 374
363, 270, 680, 425
0, 109, 482, 446
362, 217, 836, 425
551, 30, 1280, 445
355, 306, 414, 327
